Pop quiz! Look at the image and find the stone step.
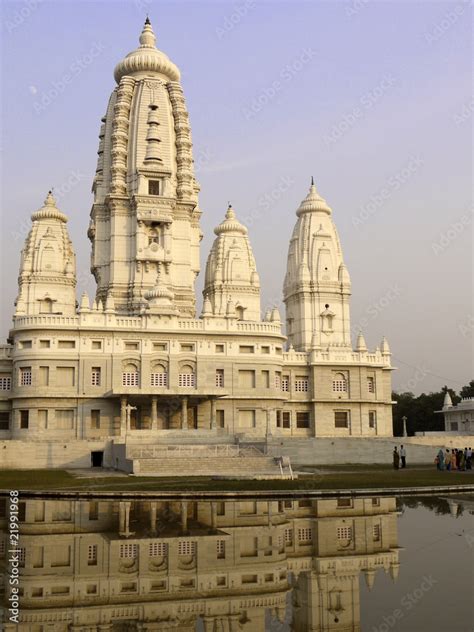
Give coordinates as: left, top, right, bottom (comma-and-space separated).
131, 455, 289, 478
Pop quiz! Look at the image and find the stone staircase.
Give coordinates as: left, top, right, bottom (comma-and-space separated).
123, 444, 294, 479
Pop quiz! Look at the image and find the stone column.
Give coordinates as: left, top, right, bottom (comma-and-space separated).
119, 501, 132, 537
120, 396, 127, 436
210, 397, 216, 430
151, 396, 158, 431
150, 501, 157, 534
181, 397, 188, 430
202, 617, 215, 632
211, 501, 217, 530
180, 500, 188, 532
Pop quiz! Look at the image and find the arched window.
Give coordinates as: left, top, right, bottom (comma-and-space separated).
122, 363, 139, 387
236, 305, 245, 321
332, 373, 347, 393
150, 363, 167, 387
178, 364, 195, 387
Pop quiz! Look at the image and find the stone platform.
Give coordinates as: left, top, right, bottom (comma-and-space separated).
114, 441, 294, 479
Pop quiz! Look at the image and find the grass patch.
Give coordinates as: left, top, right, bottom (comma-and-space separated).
0, 467, 473, 493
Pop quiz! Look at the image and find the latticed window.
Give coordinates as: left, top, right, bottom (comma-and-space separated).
295, 377, 309, 392
216, 540, 225, 559
178, 541, 196, 556
337, 526, 353, 540
298, 528, 312, 543
18, 548, 26, 567
91, 367, 101, 386
19, 367, 32, 386
87, 545, 97, 565
0, 376, 11, 390
148, 179, 161, 195
150, 371, 167, 387
120, 543, 138, 558
178, 371, 195, 387
367, 377, 375, 393
275, 372, 281, 389
149, 542, 168, 557
284, 528, 293, 544
373, 524, 381, 541
215, 369, 224, 388
332, 374, 347, 392
122, 365, 139, 387
281, 376, 289, 392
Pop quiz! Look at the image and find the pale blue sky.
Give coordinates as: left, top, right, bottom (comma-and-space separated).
1, 0, 472, 394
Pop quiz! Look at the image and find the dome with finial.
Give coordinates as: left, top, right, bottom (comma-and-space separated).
214, 204, 248, 236
114, 18, 180, 84
31, 191, 68, 223
296, 179, 332, 217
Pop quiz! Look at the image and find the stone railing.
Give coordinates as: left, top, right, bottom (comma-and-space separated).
127, 444, 242, 459
12, 312, 283, 336
283, 347, 390, 367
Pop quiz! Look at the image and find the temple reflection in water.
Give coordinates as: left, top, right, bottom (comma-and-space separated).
1, 496, 401, 631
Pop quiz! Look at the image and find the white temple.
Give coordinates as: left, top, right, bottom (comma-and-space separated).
0, 20, 394, 471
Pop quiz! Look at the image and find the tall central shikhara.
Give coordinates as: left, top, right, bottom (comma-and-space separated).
88, 19, 202, 316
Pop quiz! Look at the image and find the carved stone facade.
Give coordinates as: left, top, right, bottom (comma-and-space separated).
0, 20, 394, 468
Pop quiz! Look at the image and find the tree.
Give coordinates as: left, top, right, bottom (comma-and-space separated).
460, 380, 474, 399
392, 386, 458, 435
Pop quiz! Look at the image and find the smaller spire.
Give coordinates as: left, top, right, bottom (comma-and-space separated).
201, 294, 213, 317
380, 336, 391, 354
356, 331, 367, 352
311, 175, 314, 186
45, 190, 56, 206
443, 391, 453, 408
139, 17, 156, 48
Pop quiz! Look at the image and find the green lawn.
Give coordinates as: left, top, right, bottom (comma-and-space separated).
0, 466, 473, 494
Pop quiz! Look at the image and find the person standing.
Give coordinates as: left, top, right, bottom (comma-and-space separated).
436, 449, 445, 470
400, 445, 407, 468
445, 449, 451, 471
467, 447, 472, 470
393, 446, 400, 470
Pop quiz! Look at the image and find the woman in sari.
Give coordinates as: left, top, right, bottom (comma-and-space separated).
445, 449, 451, 471
451, 449, 457, 471
436, 449, 444, 470
393, 447, 400, 470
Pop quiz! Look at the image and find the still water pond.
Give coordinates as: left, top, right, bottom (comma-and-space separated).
1, 495, 473, 631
